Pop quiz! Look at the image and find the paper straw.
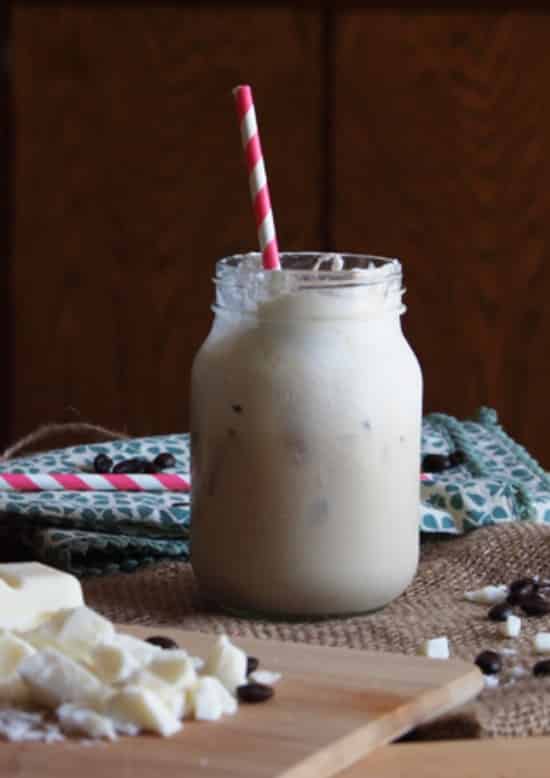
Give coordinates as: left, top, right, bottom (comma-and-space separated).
233, 85, 281, 270
0, 470, 427, 493
0, 473, 191, 492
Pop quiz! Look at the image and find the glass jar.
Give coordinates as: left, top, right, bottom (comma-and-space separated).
190, 253, 422, 618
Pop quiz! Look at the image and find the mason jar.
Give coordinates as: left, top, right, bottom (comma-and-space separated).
190, 252, 423, 617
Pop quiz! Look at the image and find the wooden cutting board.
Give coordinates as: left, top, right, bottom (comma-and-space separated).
0, 624, 483, 778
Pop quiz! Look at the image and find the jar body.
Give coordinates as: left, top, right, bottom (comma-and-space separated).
190, 254, 422, 617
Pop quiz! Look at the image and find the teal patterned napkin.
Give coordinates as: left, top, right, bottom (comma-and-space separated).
420, 407, 550, 532
0, 408, 548, 575
0, 435, 191, 576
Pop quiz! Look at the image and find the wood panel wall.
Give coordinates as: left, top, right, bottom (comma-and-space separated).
9, 3, 550, 466
333, 9, 550, 465
0, 6, 12, 451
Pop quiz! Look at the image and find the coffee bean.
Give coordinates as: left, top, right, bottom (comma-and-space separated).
144, 460, 161, 474
448, 450, 466, 467
520, 593, 550, 617
236, 682, 274, 703
488, 603, 513, 622
134, 457, 155, 473
475, 650, 502, 675
507, 577, 537, 605
510, 577, 537, 594
93, 453, 113, 474
421, 454, 451, 473
153, 452, 177, 470
533, 659, 550, 677
246, 656, 259, 675
145, 635, 179, 650
113, 457, 151, 474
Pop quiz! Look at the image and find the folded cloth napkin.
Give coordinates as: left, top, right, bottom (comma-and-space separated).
0, 435, 191, 576
0, 408, 548, 575
420, 407, 550, 533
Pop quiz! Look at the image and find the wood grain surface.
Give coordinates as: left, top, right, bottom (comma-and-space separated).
333, 10, 550, 465
12, 4, 321, 440
340, 737, 550, 777
0, 5, 11, 450
7, 5, 550, 467
0, 624, 483, 778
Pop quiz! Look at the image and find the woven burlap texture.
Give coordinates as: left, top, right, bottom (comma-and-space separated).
83, 522, 550, 739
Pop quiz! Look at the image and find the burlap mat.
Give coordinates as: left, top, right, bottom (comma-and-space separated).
83, 522, 550, 739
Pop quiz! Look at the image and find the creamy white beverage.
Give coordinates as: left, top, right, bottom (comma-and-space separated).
190, 253, 423, 617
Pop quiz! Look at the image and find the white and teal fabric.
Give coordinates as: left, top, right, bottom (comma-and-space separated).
0, 436, 191, 576
420, 407, 550, 532
0, 408, 548, 575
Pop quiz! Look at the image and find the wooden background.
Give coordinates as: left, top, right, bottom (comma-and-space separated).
4, 3, 550, 465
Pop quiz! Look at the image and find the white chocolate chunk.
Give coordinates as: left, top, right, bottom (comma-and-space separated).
191, 656, 204, 671
484, 675, 499, 689
110, 719, 140, 737
148, 651, 196, 689
534, 632, 550, 653
0, 708, 64, 743
125, 669, 186, 719
420, 637, 450, 660
90, 633, 165, 683
188, 676, 237, 721
112, 634, 164, 665
208, 677, 237, 716
90, 643, 141, 684
108, 687, 181, 737
500, 614, 521, 638
464, 585, 508, 605
248, 670, 281, 686
23, 606, 115, 661
57, 703, 117, 740
203, 635, 247, 694
0, 563, 83, 632
190, 680, 221, 721
0, 631, 35, 670
19, 648, 109, 709
0, 631, 35, 704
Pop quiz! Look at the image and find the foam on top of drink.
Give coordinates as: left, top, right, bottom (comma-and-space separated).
215, 252, 404, 318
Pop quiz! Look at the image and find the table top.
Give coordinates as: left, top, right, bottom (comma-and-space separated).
339, 737, 550, 777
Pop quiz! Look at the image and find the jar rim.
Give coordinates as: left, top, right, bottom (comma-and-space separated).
215, 252, 402, 288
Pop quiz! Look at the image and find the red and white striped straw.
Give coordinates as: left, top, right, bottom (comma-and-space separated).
0, 473, 190, 493
0, 471, 429, 493
233, 85, 281, 270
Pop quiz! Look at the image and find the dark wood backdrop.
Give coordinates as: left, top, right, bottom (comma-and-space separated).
4, 3, 550, 466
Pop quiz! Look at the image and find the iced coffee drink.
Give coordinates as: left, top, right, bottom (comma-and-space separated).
190, 253, 422, 617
